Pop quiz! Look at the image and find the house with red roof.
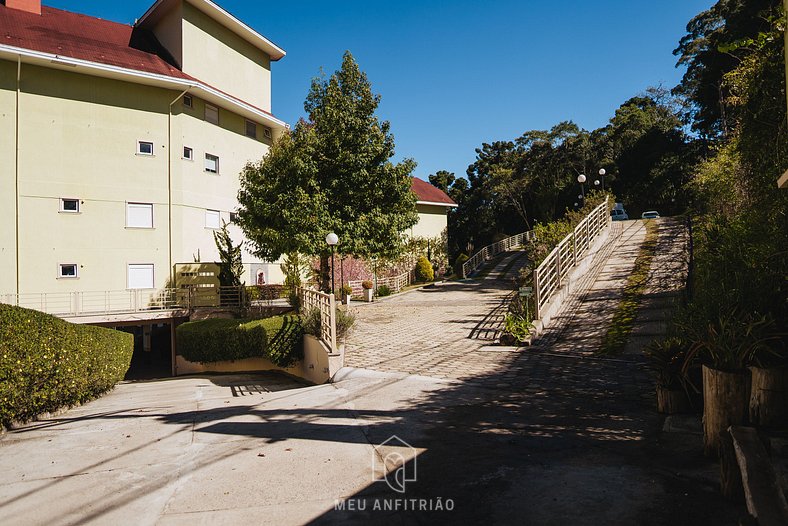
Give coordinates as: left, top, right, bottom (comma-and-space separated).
410, 177, 457, 240
0, 0, 288, 295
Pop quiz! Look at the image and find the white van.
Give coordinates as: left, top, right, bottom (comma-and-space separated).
611, 203, 629, 221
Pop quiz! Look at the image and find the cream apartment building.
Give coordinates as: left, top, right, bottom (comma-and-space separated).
0, 0, 288, 296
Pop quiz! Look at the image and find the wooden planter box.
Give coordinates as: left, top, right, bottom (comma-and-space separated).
749, 366, 787, 429
703, 365, 750, 457
656, 385, 690, 414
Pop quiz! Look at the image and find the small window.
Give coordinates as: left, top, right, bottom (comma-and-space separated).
183, 94, 193, 108
137, 141, 154, 156
60, 198, 80, 213
204, 153, 219, 174
128, 264, 154, 289
229, 212, 238, 223
58, 263, 78, 279
205, 209, 221, 229
263, 127, 272, 139
205, 104, 219, 125
245, 120, 257, 138
183, 146, 193, 160
127, 202, 154, 229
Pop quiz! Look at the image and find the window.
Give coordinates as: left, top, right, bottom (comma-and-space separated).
183, 146, 193, 160
204, 153, 219, 174
137, 141, 154, 156
263, 127, 273, 139
245, 120, 257, 138
205, 209, 221, 229
126, 202, 153, 228
60, 198, 80, 213
205, 104, 219, 125
128, 264, 154, 289
229, 212, 238, 223
183, 94, 193, 108
58, 263, 78, 279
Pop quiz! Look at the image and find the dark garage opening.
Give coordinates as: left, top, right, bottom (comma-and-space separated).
120, 323, 173, 380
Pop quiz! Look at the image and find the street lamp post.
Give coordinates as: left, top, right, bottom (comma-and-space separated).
598, 168, 606, 191
326, 232, 338, 296
577, 174, 586, 199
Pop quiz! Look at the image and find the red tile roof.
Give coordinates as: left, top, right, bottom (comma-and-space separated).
0, 4, 192, 79
411, 177, 457, 206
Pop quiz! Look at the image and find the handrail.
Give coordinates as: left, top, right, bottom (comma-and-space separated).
462, 230, 534, 278
348, 269, 415, 296
533, 198, 611, 319
296, 286, 337, 352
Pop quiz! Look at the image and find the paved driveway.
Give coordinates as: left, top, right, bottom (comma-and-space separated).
344, 252, 530, 380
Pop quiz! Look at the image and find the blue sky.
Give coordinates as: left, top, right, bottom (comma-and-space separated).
47, 0, 714, 181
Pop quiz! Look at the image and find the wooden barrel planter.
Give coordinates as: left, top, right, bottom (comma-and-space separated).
656, 386, 690, 414
702, 365, 750, 457
749, 367, 787, 429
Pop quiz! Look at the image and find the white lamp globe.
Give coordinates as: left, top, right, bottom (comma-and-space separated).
598, 168, 606, 176
325, 232, 339, 246
577, 174, 586, 184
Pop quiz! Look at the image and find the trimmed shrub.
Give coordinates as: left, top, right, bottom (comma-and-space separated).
376, 285, 392, 297
453, 253, 469, 277
361, 280, 373, 290
0, 304, 133, 428
414, 255, 434, 282
177, 315, 303, 367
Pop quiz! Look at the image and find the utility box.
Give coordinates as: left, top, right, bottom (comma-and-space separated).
173, 263, 221, 307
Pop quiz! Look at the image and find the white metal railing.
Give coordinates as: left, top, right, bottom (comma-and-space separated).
297, 286, 337, 352
348, 269, 415, 296
462, 230, 535, 278
533, 198, 611, 319
1, 288, 180, 317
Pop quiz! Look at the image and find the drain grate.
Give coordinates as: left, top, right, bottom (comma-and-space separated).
230, 384, 270, 397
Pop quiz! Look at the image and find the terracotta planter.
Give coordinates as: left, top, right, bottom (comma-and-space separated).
362, 288, 373, 302
656, 385, 690, 414
749, 366, 787, 429
702, 365, 750, 457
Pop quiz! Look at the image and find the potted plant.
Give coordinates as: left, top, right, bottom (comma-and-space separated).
683, 309, 776, 456
746, 315, 786, 428
339, 284, 353, 305
361, 280, 374, 302
644, 337, 691, 414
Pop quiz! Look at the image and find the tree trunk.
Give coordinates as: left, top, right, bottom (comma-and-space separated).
749, 367, 787, 429
703, 366, 750, 457
656, 386, 690, 414
319, 253, 330, 293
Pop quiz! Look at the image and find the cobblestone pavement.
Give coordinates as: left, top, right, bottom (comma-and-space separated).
343, 250, 530, 380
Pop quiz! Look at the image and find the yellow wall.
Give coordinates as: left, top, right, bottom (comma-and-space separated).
149, 1, 184, 69
411, 204, 450, 239
0, 60, 17, 294
181, 2, 272, 111
0, 59, 281, 295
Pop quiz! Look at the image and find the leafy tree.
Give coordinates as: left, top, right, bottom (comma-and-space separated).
673, 0, 781, 138
213, 221, 244, 287
238, 52, 418, 290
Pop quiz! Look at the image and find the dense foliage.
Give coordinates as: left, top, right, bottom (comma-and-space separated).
414, 255, 434, 282
177, 315, 303, 367
238, 52, 418, 290
213, 221, 244, 287
0, 305, 133, 428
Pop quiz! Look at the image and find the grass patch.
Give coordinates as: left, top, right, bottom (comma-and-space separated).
598, 220, 659, 355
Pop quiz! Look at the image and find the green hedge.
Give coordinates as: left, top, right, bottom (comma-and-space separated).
177, 315, 303, 368
0, 304, 133, 428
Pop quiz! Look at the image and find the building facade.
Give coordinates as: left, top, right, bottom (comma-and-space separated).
0, 0, 288, 296
409, 177, 456, 239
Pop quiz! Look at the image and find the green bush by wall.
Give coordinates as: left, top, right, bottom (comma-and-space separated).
453, 253, 469, 277
177, 315, 303, 368
0, 304, 133, 428
414, 255, 435, 282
